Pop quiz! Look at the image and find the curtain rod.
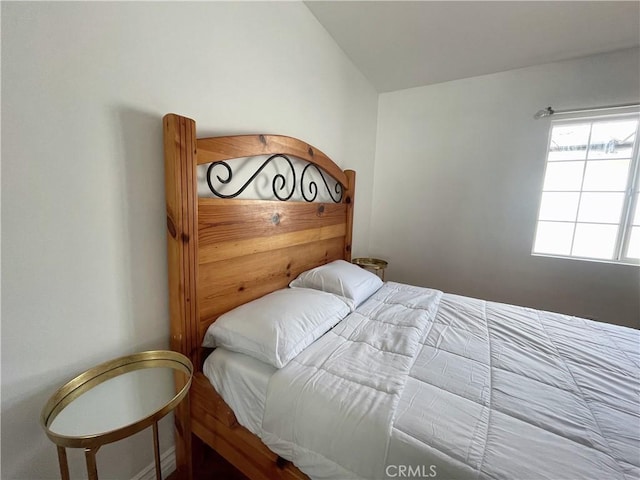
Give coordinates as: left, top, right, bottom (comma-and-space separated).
533, 102, 640, 120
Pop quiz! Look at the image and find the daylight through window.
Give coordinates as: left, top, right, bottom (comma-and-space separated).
533, 112, 640, 264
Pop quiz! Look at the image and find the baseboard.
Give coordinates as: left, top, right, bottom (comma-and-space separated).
131, 446, 176, 480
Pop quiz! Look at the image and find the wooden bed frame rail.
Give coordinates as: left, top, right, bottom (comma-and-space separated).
164, 113, 356, 479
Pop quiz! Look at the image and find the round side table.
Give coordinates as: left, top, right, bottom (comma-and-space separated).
41, 350, 193, 480
352, 257, 388, 280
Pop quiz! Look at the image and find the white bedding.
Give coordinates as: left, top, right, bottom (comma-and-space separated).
258, 282, 640, 480
203, 347, 276, 434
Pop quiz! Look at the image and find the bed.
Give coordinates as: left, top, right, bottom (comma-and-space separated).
163, 113, 639, 480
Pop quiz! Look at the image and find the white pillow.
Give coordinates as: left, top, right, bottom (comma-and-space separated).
202, 288, 350, 368
289, 259, 383, 309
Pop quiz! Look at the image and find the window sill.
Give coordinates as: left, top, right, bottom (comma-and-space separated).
531, 252, 640, 267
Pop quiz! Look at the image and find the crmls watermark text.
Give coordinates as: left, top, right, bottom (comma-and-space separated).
385, 465, 437, 478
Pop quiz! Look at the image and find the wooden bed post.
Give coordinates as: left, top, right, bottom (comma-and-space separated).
344, 170, 356, 262
164, 113, 198, 479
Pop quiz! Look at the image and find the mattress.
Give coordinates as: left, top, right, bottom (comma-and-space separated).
203, 347, 276, 434
258, 282, 640, 480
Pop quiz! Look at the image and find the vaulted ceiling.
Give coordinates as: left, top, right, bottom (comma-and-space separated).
305, 1, 640, 92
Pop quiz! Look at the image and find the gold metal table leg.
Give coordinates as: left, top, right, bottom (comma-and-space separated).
56, 446, 70, 480
153, 421, 162, 480
85, 447, 99, 480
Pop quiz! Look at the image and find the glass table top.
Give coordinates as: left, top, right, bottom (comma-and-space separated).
49, 366, 176, 437
41, 351, 193, 448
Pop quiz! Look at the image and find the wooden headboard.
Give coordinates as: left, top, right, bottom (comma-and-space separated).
163, 114, 356, 370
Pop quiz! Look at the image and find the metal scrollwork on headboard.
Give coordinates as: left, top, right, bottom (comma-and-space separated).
205, 154, 344, 203
301, 163, 343, 203
206, 154, 296, 201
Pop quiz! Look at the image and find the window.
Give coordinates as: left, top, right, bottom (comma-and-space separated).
533, 112, 640, 264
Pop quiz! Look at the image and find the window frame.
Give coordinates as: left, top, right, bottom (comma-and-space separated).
619, 147, 640, 263
532, 109, 640, 266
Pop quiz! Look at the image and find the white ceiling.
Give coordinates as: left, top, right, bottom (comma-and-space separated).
305, 1, 640, 93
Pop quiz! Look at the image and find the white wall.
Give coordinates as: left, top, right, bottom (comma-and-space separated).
371, 48, 640, 329
1, 2, 378, 479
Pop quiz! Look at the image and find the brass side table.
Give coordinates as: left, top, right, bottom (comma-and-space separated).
41, 350, 193, 480
352, 257, 388, 280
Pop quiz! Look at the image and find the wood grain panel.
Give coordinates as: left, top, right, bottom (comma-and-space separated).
191, 418, 306, 480
191, 373, 237, 428
196, 134, 348, 188
197, 237, 345, 327
199, 223, 346, 265
198, 198, 347, 247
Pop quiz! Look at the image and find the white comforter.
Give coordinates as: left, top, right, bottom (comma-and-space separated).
260, 282, 640, 480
